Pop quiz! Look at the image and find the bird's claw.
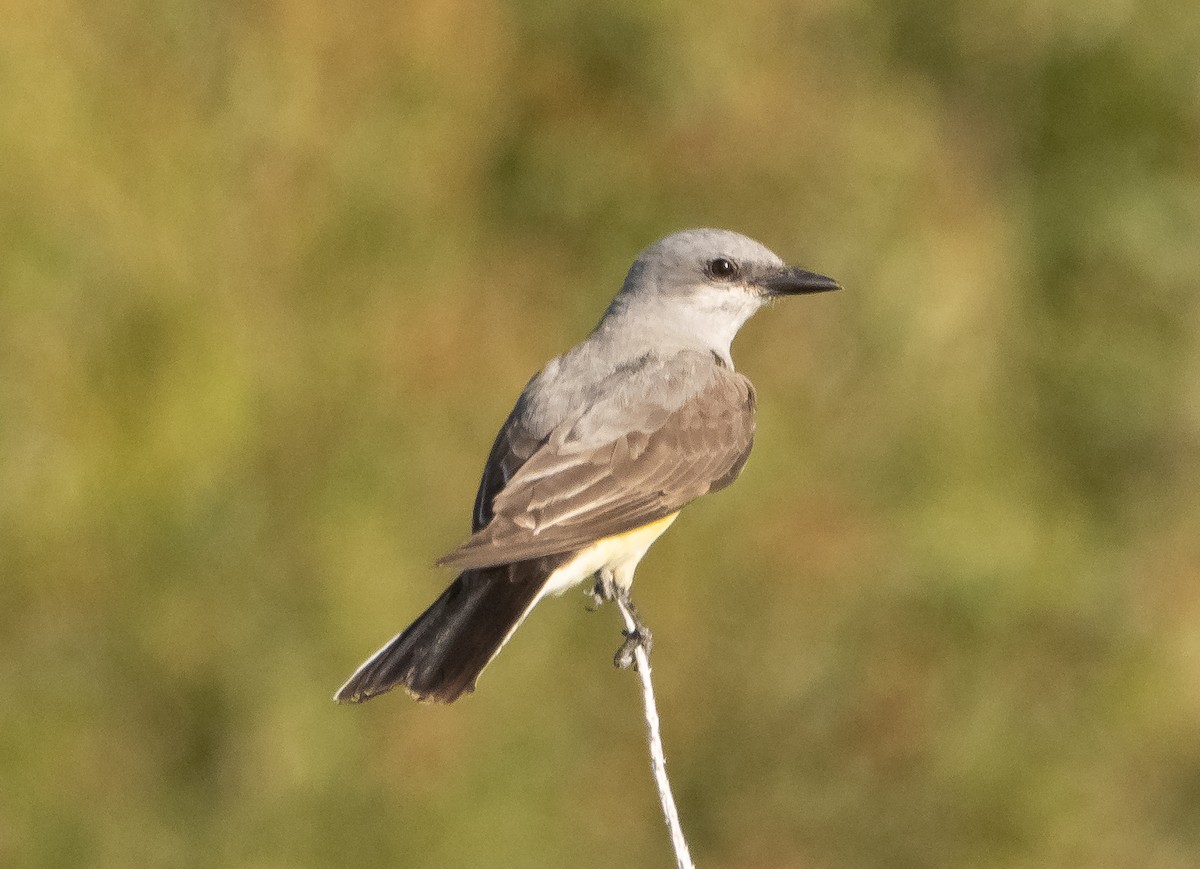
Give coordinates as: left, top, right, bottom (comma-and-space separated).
614, 624, 653, 670
588, 569, 653, 669
611, 580, 652, 670
588, 569, 619, 611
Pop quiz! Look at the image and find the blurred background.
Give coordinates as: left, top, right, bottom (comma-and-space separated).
3, 1, 1199, 867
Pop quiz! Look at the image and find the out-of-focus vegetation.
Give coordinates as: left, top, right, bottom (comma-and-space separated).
2, 0, 1199, 866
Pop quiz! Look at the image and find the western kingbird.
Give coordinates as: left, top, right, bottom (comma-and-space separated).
336, 228, 839, 703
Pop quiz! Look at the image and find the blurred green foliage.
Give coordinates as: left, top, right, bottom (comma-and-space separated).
2, 1, 1199, 866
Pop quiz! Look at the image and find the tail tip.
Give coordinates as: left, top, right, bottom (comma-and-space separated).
333, 674, 388, 704
332, 674, 475, 705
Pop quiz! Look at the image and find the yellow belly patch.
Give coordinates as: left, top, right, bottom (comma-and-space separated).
542, 512, 680, 597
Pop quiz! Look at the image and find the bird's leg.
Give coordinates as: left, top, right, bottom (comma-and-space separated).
588, 568, 619, 610
612, 584, 653, 670
589, 569, 653, 668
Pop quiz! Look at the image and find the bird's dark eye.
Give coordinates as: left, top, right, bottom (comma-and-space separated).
706, 257, 739, 281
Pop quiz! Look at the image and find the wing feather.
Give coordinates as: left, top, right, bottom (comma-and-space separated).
439, 365, 756, 571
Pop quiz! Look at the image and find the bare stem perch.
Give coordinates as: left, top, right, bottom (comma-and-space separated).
613, 593, 696, 869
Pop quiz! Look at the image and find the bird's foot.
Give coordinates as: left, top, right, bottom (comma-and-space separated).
612, 585, 652, 670
587, 570, 653, 668
587, 569, 619, 611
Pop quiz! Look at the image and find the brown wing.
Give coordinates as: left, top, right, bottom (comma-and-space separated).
438, 368, 756, 571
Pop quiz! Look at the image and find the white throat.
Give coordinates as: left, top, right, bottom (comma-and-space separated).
596, 286, 762, 368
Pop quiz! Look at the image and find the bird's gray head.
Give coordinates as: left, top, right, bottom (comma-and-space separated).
598, 228, 840, 365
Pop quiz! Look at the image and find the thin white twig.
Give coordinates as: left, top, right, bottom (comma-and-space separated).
614, 595, 696, 869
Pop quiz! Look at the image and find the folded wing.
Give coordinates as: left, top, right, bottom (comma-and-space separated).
439, 364, 756, 571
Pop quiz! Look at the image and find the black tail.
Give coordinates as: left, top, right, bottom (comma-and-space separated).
335, 556, 568, 704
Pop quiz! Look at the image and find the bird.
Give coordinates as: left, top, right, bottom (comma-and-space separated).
335, 228, 840, 703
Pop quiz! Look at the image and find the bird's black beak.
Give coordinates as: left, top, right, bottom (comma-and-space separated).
759, 266, 842, 296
